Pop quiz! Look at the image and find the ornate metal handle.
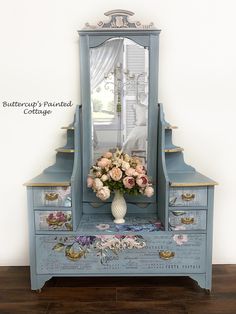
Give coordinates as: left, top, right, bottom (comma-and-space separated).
181, 217, 194, 224
45, 192, 59, 201
159, 250, 175, 260
181, 193, 195, 201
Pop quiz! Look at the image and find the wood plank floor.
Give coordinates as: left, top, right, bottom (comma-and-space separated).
0, 265, 235, 314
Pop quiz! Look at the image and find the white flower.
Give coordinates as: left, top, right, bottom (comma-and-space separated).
121, 161, 130, 171
96, 186, 110, 200
101, 174, 108, 182
92, 178, 103, 191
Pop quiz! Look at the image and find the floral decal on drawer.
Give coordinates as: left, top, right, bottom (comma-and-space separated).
46, 212, 72, 230
35, 211, 72, 231
52, 235, 146, 265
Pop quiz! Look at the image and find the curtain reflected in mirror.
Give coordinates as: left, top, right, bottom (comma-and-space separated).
90, 38, 149, 165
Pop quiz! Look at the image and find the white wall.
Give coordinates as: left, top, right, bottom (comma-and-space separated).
0, 0, 235, 265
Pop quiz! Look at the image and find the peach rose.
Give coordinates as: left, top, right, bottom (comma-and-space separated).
125, 167, 138, 177
136, 174, 148, 188
109, 167, 123, 181
87, 176, 94, 188
92, 178, 103, 191
135, 164, 145, 174
103, 151, 113, 159
144, 186, 154, 197
96, 186, 110, 201
123, 176, 135, 189
97, 158, 111, 169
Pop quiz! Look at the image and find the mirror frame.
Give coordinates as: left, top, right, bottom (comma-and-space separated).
79, 15, 160, 203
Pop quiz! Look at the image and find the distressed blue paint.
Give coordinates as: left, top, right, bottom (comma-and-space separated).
25, 14, 217, 292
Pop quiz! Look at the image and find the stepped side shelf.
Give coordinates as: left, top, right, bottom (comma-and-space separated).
61, 126, 75, 130
169, 172, 218, 187
55, 148, 75, 153
24, 172, 71, 187
165, 125, 178, 130
164, 147, 184, 153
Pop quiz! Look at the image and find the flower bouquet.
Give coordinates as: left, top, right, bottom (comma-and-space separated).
87, 149, 154, 223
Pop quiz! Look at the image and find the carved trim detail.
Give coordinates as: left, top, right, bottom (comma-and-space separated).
84, 9, 155, 30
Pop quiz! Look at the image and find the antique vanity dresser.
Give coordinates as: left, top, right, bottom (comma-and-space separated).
25, 10, 217, 292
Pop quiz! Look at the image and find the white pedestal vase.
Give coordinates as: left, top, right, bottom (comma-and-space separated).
111, 190, 127, 224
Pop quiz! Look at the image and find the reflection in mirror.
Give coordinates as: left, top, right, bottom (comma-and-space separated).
90, 38, 149, 165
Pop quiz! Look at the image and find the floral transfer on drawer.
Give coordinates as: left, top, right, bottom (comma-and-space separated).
169, 187, 207, 207
36, 233, 206, 275
33, 186, 72, 207
169, 210, 206, 230
52, 235, 146, 265
35, 211, 73, 231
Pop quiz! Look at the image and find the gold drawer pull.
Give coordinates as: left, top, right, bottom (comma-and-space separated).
159, 250, 175, 260
181, 193, 195, 201
45, 192, 59, 201
181, 217, 194, 224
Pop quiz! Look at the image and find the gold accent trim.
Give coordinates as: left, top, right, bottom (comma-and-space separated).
170, 182, 218, 187
24, 182, 71, 187
165, 125, 178, 130
159, 250, 175, 260
164, 147, 183, 153
56, 148, 75, 153
45, 192, 59, 201
181, 217, 195, 225
181, 193, 195, 202
61, 126, 75, 130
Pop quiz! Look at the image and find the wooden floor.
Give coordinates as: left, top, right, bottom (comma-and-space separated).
0, 265, 236, 314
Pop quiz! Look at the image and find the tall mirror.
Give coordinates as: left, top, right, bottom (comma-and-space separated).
90, 38, 149, 165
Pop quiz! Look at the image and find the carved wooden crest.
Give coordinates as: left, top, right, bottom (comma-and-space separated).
84, 9, 155, 30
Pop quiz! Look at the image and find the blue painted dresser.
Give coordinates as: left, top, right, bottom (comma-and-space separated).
25, 10, 217, 292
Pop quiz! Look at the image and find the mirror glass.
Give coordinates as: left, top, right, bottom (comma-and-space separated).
90, 38, 149, 165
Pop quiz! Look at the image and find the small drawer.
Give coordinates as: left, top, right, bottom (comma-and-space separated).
169, 187, 207, 207
33, 186, 72, 208
35, 210, 73, 231
169, 210, 206, 230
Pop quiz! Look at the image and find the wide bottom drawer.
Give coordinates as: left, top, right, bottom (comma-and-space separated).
36, 233, 206, 275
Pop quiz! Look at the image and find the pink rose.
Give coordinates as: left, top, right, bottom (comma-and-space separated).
173, 234, 188, 246
123, 176, 135, 189
136, 164, 145, 174
95, 171, 102, 177
144, 186, 154, 197
109, 167, 123, 181
97, 158, 111, 169
87, 176, 94, 188
103, 152, 113, 159
136, 174, 148, 188
125, 167, 138, 176
96, 186, 110, 201
92, 178, 103, 191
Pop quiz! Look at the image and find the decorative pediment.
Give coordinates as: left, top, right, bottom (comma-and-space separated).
84, 9, 156, 30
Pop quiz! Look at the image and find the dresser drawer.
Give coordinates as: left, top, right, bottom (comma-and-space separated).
35, 210, 73, 231
33, 186, 72, 208
169, 210, 206, 230
36, 233, 206, 275
169, 187, 207, 207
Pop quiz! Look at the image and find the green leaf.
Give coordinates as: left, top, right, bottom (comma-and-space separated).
52, 243, 65, 252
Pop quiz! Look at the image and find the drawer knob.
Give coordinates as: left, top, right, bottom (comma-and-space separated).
181, 217, 194, 224
159, 250, 175, 260
45, 192, 59, 201
181, 193, 195, 201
